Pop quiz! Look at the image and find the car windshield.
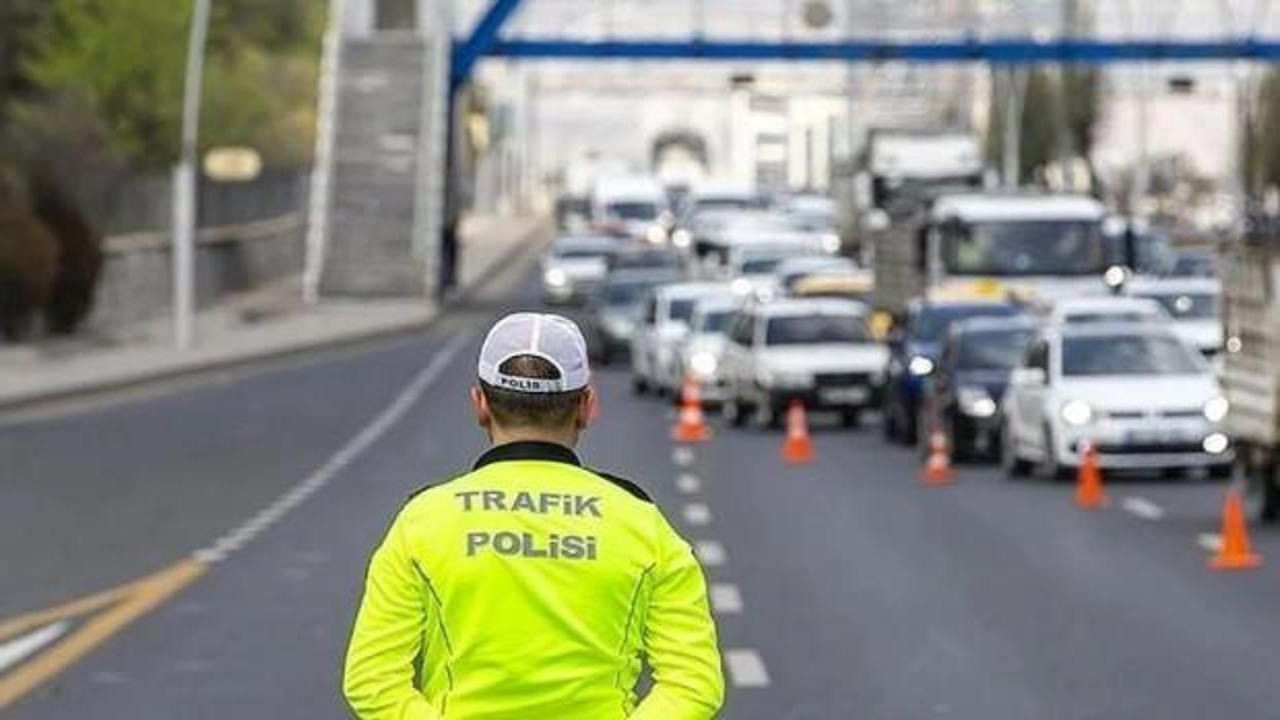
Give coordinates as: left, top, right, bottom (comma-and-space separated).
912, 305, 1018, 343
1061, 334, 1204, 376
766, 314, 871, 345
606, 201, 658, 221
1171, 253, 1216, 277
696, 310, 733, 333
613, 251, 680, 270
1064, 311, 1155, 324
668, 299, 697, 322
555, 246, 610, 260
1137, 292, 1218, 320
601, 281, 653, 306
740, 257, 786, 274
957, 330, 1035, 370
945, 221, 1106, 276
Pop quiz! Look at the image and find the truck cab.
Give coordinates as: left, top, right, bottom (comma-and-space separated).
874, 193, 1112, 314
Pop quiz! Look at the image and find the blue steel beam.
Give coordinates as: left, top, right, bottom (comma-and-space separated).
486, 38, 1280, 64
451, 0, 524, 92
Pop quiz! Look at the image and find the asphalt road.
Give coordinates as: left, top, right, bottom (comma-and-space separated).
4, 264, 1280, 719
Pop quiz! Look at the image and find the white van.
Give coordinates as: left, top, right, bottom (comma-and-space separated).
591, 176, 670, 243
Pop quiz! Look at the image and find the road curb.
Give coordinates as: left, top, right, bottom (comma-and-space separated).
0, 220, 549, 415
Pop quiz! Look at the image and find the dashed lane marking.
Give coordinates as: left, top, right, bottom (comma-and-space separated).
1198, 533, 1224, 553
724, 649, 771, 688
695, 540, 726, 567
675, 473, 701, 494
195, 331, 471, 564
1121, 496, 1165, 521
709, 584, 744, 614
0, 334, 472, 709
672, 447, 695, 467
683, 503, 712, 526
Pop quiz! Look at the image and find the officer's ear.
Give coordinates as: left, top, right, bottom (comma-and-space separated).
576, 386, 598, 430
471, 386, 494, 431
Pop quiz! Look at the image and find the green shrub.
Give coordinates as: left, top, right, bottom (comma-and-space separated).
31, 178, 102, 334
0, 207, 59, 342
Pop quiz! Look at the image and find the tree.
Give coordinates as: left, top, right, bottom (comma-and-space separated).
986, 66, 1100, 187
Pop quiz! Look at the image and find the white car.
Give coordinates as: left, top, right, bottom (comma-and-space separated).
723, 243, 820, 299
720, 298, 889, 429
673, 297, 740, 404
630, 282, 731, 396
539, 235, 617, 305
1002, 323, 1233, 478
1044, 296, 1168, 326
1126, 277, 1223, 356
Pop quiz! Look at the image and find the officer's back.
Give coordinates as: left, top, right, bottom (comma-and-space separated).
343, 313, 724, 719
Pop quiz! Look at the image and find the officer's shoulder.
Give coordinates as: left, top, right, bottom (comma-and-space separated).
585, 468, 653, 504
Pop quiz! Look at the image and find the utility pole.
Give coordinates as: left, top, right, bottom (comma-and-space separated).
172, 0, 212, 349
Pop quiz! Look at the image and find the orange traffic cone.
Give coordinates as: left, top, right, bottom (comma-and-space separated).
671, 377, 711, 443
780, 400, 814, 465
1209, 487, 1263, 571
920, 431, 953, 486
1074, 441, 1107, 509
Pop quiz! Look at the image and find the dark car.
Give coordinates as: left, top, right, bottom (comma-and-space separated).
925, 316, 1037, 461
586, 269, 683, 365
882, 298, 1023, 444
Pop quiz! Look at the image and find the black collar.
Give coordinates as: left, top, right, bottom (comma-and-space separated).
473, 441, 581, 471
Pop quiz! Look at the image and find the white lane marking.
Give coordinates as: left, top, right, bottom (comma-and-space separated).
0, 621, 70, 673
672, 447, 695, 467
683, 503, 712, 526
695, 540, 726, 567
194, 332, 472, 564
675, 473, 701, 494
709, 584, 744, 614
1198, 533, 1224, 553
724, 649, 771, 688
1121, 496, 1165, 521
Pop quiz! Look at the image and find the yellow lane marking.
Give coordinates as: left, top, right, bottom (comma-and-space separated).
0, 559, 207, 711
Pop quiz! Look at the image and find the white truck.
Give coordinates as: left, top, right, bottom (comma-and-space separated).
873, 192, 1113, 315
1220, 215, 1280, 522
843, 129, 987, 259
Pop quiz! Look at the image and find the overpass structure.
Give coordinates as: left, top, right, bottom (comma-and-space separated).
305, 0, 1279, 301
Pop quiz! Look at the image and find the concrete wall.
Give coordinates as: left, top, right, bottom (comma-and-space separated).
90, 215, 304, 330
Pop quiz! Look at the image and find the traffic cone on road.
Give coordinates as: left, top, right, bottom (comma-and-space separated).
1074, 441, 1107, 509
920, 431, 953, 486
1209, 487, 1263, 571
671, 377, 711, 444
780, 401, 814, 465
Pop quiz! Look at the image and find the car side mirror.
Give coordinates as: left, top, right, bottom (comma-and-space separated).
1014, 367, 1046, 387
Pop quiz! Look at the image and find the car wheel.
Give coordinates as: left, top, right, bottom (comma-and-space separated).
597, 345, 613, 366
631, 376, 648, 395
882, 399, 899, 441
841, 408, 862, 429
1039, 425, 1069, 482
901, 402, 919, 446
1002, 421, 1032, 479
754, 401, 781, 430
723, 397, 750, 428
1244, 460, 1280, 523
947, 414, 970, 464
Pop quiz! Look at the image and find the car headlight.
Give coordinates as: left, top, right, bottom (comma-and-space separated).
1203, 395, 1229, 423
1060, 399, 1094, 426
1203, 432, 1230, 455
907, 355, 935, 377
646, 225, 667, 245
544, 268, 568, 288
690, 351, 718, 377
957, 386, 997, 418
672, 229, 692, 249
731, 278, 753, 295
821, 233, 841, 254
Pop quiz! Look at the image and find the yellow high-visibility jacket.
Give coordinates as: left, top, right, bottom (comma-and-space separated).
343, 441, 724, 720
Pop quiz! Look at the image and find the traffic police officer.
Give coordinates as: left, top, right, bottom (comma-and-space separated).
343, 312, 725, 719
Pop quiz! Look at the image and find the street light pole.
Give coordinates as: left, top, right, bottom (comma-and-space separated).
172, 0, 212, 349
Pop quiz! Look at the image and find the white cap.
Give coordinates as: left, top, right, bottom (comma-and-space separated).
477, 312, 590, 393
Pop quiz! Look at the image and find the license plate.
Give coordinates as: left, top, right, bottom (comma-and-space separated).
1124, 428, 1189, 445
821, 387, 868, 404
